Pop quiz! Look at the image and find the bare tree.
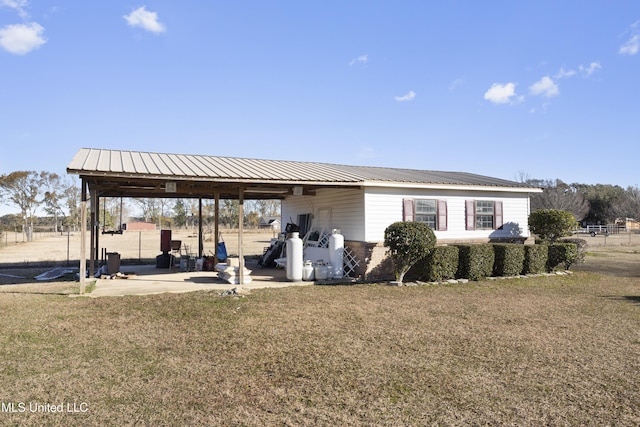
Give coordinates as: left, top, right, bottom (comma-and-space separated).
132, 198, 159, 224
255, 199, 281, 218
529, 179, 590, 221
63, 179, 81, 231
608, 185, 640, 221
0, 171, 44, 241
41, 172, 65, 232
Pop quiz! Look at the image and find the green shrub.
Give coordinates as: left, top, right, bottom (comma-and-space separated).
560, 238, 587, 267
492, 244, 525, 277
384, 221, 437, 283
456, 244, 494, 281
547, 243, 578, 272
528, 209, 577, 242
522, 244, 548, 274
408, 245, 459, 282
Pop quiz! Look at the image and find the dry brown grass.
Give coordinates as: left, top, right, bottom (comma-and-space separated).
1, 232, 640, 425
0, 272, 639, 426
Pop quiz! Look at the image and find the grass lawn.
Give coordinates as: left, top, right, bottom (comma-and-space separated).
0, 271, 639, 426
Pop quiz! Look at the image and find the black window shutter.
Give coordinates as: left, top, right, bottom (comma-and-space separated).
437, 200, 447, 231
466, 200, 475, 230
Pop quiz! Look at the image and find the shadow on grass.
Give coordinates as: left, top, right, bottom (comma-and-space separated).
602, 295, 640, 304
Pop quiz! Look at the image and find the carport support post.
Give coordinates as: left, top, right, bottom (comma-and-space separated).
79, 178, 87, 294
198, 198, 203, 258
93, 191, 99, 277
214, 193, 219, 262
238, 187, 244, 286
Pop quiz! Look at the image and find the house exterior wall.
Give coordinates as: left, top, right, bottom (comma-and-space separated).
281, 187, 365, 239
282, 185, 535, 282
364, 186, 532, 243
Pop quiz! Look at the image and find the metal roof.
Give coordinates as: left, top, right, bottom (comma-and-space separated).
68, 148, 537, 192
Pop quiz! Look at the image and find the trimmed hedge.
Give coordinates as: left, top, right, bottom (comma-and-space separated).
404, 241, 577, 282
408, 245, 460, 282
559, 238, 587, 268
492, 244, 525, 277
547, 242, 578, 272
456, 244, 494, 281
522, 244, 548, 274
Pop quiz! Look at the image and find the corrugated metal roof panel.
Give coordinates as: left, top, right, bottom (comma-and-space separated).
67, 148, 534, 189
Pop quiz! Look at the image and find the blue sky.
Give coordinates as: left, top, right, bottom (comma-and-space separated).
1, 1, 639, 198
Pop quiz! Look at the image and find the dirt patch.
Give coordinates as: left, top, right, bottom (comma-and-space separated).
0, 228, 276, 264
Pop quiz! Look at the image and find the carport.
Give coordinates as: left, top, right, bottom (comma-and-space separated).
67, 148, 363, 293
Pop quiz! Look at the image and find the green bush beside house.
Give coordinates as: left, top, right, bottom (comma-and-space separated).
408, 245, 459, 282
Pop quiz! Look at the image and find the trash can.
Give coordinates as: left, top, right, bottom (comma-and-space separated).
107, 252, 121, 275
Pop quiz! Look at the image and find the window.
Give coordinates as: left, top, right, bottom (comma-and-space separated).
465, 200, 503, 231
415, 199, 437, 228
403, 199, 447, 231
475, 201, 494, 229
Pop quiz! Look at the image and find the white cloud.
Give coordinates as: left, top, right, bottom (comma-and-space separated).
0, 22, 46, 55
394, 90, 416, 102
483, 82, 518, 104
529, 76, 559, 98
579, 61, 601, 76
619, 21, 639, 55
554, 67, 576, 79
349, 54, 368, 66
0, 0, 29, 19
620, 35, 639, 55
124, 6, 166, 34
555, 62, 601, 79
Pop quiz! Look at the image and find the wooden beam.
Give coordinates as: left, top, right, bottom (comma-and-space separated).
214, 192, 219, 263
79, 178, 87, 294
198, 198, 203, 258
90, 189, 97, 278
238, 187, 244, 286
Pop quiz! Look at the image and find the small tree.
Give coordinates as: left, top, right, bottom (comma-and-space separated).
528, 209, 577, 242
384, 221, 436, 284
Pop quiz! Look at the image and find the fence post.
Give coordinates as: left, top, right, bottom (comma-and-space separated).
67, 230, 70, 266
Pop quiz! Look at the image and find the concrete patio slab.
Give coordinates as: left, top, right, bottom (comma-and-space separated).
84, 261, 312, 298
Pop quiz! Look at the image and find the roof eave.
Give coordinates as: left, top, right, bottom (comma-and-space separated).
362, 181, 544, 193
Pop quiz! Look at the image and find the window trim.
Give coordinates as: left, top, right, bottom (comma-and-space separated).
466, 200, 503, 231
403, 198, 447, 231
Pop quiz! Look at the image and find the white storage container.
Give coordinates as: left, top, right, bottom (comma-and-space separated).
302, 260, 315, 281
329, 229, 344, 279
286, 232, 303, 281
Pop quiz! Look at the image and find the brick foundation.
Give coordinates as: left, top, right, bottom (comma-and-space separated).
344, 240, 394, 282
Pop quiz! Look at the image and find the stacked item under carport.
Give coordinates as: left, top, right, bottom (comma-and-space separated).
214, 257, 252, 284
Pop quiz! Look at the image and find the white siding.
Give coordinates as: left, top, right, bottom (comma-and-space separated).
281, 188, 365, 240
365, 187, 532, 242
283, 186, 533, 244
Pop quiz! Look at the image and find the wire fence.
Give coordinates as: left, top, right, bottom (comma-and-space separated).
0, 230, 63, 248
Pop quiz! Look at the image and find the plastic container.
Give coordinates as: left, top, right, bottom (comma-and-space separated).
302, 260, 315, 281
286, 232, 303, 281
314, 261, 329, 280
329, 229, 344, 278
106, 252, 120, 274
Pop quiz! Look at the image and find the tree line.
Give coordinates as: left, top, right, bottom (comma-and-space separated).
0, 171, 281, 240
2, 170, 638, 240
523, 176, 640, 226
